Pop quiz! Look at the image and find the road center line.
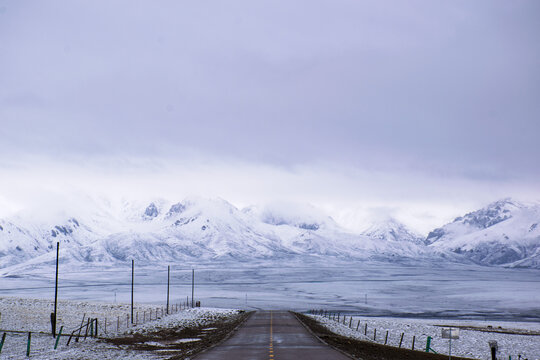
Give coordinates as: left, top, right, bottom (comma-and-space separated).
269, 311, 274, 359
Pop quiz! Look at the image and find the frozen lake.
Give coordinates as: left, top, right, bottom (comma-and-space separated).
2, 259, 539, 322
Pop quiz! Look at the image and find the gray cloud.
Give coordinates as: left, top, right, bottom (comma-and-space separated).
0, 0, 539, 221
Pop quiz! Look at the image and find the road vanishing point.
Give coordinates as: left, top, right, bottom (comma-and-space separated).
195, 311, 350, 360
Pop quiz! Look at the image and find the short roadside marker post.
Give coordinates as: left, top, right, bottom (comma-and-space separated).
425, 336, 438, 354
442, 328, 460, 360
488, 340, 498, 360
426, 336, 432, 352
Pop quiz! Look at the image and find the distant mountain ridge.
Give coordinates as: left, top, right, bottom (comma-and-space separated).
426, 199, 540, 268
0, 197, 432, 271
0, 197, 539, 272
359, 217, 426, 245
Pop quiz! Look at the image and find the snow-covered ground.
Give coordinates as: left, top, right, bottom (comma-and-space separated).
2, 261, 539, 321
308, 314, 540, 360
0, 297, 240, 359
0, 297, 166, 334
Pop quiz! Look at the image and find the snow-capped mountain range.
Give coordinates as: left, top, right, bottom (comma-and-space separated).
426, 199, 540, 268
0, 197, 539, 271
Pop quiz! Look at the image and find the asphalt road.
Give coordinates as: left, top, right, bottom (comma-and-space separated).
195, 310, 351, 360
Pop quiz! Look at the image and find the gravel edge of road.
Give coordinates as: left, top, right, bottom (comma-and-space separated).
290, 311, 357, 359
189, 311, 255, 360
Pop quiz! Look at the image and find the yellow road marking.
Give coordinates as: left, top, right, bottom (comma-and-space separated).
269, 311, 274, 360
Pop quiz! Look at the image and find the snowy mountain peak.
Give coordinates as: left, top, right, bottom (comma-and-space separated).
360, 217, 424, 244
451, 198, 522, 229
167, 202, 186, 217
426, 198, 523, 244
143, 202, 159, 219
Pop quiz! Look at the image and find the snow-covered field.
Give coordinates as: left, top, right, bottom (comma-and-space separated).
308, 313, 540, 360
1, 261, 538, 358
3, 261, 538, 321
0, 297, 167, 334
0, 297, 240, 359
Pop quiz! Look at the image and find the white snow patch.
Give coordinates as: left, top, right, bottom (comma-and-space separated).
174, 338, 201, 343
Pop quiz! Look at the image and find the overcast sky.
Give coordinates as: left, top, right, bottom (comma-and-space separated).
1, 1, 539, 233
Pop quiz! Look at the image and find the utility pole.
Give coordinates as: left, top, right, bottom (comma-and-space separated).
52, 242, 59, 336
191, 268, 194, 308
166, 265, 170, 315
131, 260, 134, 324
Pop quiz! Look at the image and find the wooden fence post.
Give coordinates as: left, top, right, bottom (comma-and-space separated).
356, 321, 360, 331
374, 328, 377, 341
399, 333, 404, 348
364, 323, 367, 335
384, 330, 388, 345
84, 318, 90, 339
66, 333, 73, 346
412, 335, 415, 350
76, 314, 86, 342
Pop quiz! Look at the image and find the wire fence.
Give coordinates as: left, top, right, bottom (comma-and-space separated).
0, 300, 197, 357
307, 309, 533, 360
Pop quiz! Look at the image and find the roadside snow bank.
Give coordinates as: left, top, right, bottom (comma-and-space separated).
308, 314, 540, 360
124, 307, 242, 336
